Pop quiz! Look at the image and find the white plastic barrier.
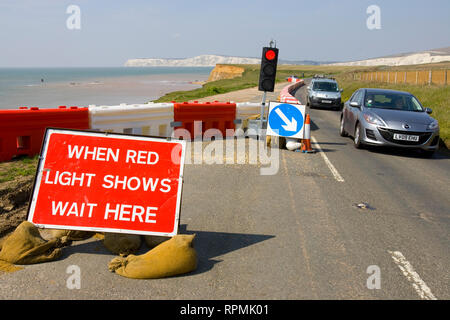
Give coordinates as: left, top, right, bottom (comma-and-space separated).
286, 138, 302, 151
234, 102, 262, 136
89, 103, 174, 137
235, 102, 261, 119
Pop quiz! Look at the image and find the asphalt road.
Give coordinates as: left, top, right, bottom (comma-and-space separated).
0, 81, 449, 300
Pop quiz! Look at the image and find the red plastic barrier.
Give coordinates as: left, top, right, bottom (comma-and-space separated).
173, 102, 236, 139
0, 106, 89, 162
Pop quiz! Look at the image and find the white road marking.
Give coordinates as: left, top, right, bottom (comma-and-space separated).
311, 136, 345, 182
388, 250, 437, 300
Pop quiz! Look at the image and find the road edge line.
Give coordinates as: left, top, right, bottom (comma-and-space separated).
388, 250, 437, 300
311, 136, 345, 182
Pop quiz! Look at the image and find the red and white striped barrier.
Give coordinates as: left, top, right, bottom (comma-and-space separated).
1, 79, 312, 162
89, 101, 263, 139
287, 76, 302, 83
279, 79, 305, 104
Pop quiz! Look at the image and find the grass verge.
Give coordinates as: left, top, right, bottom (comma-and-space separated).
0, 156, 39, 183
152, 64, 365, 103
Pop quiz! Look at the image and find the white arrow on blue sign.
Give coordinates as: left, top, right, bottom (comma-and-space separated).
266, 102, 306, 139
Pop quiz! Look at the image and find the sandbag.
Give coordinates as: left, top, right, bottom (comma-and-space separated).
0, 260, 23, 273
0, 221, 70, 265
0, 236, 23, 273
108, 234, 197, 279
103, 233, 141, 256
49, 229, 95, 241
144, 235, 170, 248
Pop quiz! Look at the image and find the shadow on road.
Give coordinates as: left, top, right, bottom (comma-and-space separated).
59, 225, 275, 277
312, 142, 347, 146
59, 237, 113, 258
310, 119, 319, 131
364, 145, 450, 160
180, 224, 275, 275
309, 106, 342, 112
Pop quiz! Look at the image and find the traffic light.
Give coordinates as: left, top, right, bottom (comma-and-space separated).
258, 46, 279, 92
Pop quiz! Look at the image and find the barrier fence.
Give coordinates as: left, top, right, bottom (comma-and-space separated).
279, 79, 305, 104
0, 106, 89, 162
0, 79, 308, 162
0, 101, 264, 162
355, 69, 448, 86
173, 101, 236, 139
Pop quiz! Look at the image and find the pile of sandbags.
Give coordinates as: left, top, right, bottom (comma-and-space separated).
49, 229, 95, 241
108, 234, 197, 279
0, 221, 198, 279
103, 233, 142, 256
0, 221, 70, 271
144, 235, 170, 248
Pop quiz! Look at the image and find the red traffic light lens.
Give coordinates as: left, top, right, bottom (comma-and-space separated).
265, 49, 276, 61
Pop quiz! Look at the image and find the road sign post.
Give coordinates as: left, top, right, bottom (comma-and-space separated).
260, 91, 267, 134
27, 128, 186, 237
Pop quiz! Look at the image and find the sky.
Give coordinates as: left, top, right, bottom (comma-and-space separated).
0, 0, 449, 67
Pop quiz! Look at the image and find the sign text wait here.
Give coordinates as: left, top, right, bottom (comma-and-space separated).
27, 129, 186, 236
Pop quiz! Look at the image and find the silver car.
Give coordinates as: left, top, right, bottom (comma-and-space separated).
307, 76, 343, 110
340, 88, 440, 156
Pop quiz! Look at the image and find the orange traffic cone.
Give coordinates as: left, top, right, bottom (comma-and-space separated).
301, 114, 315, 153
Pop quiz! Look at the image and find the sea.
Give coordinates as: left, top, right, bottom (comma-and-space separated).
0, 67, 212, 110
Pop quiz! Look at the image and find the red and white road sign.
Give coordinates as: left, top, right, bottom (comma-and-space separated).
27, 128, 186, 236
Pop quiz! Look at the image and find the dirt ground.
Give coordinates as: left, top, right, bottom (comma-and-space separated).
0, 160, 36, 242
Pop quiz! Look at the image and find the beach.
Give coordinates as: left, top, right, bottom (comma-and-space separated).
0, 67, 212, 109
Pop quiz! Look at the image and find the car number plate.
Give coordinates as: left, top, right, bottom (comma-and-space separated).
321, 100, 332, 103
393, 133, 419, 142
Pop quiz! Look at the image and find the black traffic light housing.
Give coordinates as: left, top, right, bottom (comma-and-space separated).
258, 46, 279, 92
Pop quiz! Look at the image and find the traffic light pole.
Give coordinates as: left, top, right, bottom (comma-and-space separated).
260, 90, 267, 134
258, 43, 278, 137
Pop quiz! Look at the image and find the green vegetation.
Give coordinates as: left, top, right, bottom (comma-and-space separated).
153, 64, 366, 103
0, 156, 38, 183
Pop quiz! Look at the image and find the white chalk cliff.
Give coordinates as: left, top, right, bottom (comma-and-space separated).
330, 48, 450, 67
125, 55, 260, 67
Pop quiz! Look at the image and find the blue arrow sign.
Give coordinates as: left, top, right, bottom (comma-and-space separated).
267, 103, 305, 138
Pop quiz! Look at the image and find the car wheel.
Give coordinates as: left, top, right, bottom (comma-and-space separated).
339, 116, 348, 137
422, 150, 436, 158
353, 123, 363, 149
306, 97, 310, 106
